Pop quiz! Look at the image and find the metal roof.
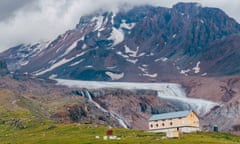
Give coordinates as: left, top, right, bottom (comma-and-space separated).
149, 110, 192, 121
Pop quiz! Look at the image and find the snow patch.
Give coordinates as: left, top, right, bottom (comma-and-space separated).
155, 57, 168, 62
143, 73, 158, 78
91, 16, 104, 31
70, 59, 84, 66
82, 44, 87, 50
108, 27, 124, 46
192, 61, 201, 74
180, 69, 191, 76
116, 51, 129, 58
85, 65, 93, 68
120, 20, 136, 30
111, 12, 116, 24
138, 66, 157, 78
36, 58, 73, 75
77, 50, 88, 57
36, 51, 87, 75
48, 59, 57, 64
20, 61, 29, 66
63, 39, 79, 56
201, 73, 207, 76
97, 32, 101, 37
60, 36, 84, 57
138, 66, 148, 73
142, 64, 148, 68
138, 52, 145, 57
105, 72, 124, 80
126, 59, 138, 64
124, 45, 139, 57
49, 74, 58, 79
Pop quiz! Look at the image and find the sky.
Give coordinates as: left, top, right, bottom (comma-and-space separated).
0, 0, 240, 52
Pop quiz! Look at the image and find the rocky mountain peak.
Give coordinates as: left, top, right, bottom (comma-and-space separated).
1, 2, 240, 81
173, 2, 201, 13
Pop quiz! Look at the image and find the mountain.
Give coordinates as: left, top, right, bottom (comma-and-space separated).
0, 59, 9, 76
1, 2, 240, 135
1, 3, 240, 81
0, 41, 49, 72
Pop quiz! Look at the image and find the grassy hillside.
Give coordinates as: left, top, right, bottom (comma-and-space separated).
1, 109, 240, 144
0, 86, 240, 143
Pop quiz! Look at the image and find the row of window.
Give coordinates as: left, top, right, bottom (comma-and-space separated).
150, 122, 173, 128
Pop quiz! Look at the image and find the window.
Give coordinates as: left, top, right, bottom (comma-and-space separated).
170, 122, 173, 126
162, 123, 165, 126
150, 124, 153, 128
156, 124, 159, 127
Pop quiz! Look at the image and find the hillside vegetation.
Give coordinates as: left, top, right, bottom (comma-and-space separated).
0, 77, 240, 143
0, 93, 239, 144
1, 114, 240, 144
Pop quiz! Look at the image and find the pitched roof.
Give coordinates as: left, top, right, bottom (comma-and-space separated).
149, 110, 192, 121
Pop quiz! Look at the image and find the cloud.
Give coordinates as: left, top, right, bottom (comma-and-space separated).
0, 0, 239, 52
0, 0, 36, 21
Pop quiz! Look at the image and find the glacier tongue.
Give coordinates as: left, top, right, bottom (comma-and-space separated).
55, 79, 219, 116
157, 91, 218, 116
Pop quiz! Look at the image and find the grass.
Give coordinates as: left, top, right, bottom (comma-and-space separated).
0, 89, 240, 144
0, 110, 240, 144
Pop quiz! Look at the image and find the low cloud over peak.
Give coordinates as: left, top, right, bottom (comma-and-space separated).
0, 0, 239, 52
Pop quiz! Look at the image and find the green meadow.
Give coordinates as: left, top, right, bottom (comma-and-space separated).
0, 90, 239, 144
0, 110, 240, 144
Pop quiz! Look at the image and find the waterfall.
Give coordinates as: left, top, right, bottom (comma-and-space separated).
84, 90, 128, 128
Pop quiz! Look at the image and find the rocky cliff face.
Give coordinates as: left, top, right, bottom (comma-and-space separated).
0, 75, 192, 129
1, 74, 240, 134
0, 59, 9, 76
169, 75, 240, 134
1, 3, 240, 81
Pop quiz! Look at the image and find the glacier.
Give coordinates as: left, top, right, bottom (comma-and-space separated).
55, 79, 219, 116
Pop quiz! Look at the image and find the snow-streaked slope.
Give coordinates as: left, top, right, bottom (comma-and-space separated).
35, 50, 88, 75
55, 79, 219, 116
108, 27, 124, 46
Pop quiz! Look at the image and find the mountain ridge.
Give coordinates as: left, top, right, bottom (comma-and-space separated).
1, 3, 240, 81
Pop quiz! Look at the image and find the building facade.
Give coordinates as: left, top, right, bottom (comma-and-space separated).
149, 110, 200, 134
